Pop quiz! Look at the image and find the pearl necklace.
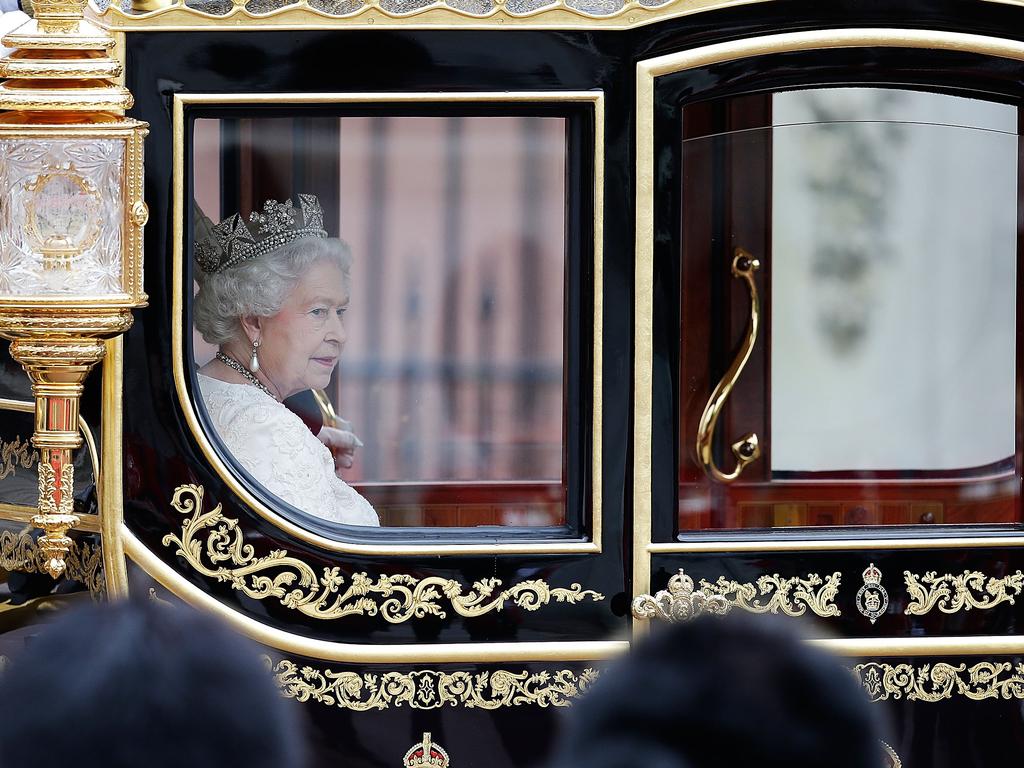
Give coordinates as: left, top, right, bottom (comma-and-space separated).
216, 352, 277, 400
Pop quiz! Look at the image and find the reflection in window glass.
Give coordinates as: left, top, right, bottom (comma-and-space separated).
678, 87, 1020, 531
192, 116, 567, 527
771, 89, 1016, 472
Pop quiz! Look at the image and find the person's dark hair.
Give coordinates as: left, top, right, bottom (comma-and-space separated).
0, 599, 307, 768
548, 613, 884, 768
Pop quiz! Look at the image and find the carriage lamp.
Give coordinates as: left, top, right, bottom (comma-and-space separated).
0, 0, 147, 577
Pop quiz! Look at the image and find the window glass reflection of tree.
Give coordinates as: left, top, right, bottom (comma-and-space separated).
336, 117, 566, 485
771, 89, 1017, 473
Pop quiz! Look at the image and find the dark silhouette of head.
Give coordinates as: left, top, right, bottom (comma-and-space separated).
548, 613, 883, 768
0, 598, 307, 768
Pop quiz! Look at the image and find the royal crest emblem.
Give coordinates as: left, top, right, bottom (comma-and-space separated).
856, 563, 888, 624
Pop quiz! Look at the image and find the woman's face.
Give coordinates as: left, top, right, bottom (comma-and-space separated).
251, 259, 349, 399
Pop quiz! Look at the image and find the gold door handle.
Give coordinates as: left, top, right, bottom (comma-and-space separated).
695, 248, 762, 483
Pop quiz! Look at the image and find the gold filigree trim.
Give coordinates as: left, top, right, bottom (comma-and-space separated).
92, 0, 761, 31
267, 656, 599, 710
631, 569, 731, 622
163, 484, 604, 622
699, 572, 842, 618
632, 569, 841, 622
0, 527, 105, 595
904, 570, 1024, 615
0, 436, 36, 481
35, 461, 75, 518
855, 661, 1024, 702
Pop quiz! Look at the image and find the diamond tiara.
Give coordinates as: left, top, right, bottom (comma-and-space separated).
194, 193, 328, 275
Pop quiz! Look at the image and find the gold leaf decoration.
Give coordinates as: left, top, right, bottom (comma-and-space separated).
698, 571, 842, 618
267, 656, 599, 710
0, 527, 104, 596
0, 528, 35, 570
0, 436, 35, 481
904, 570, 1024, 615
631, 570, 731, 622
163, 484, 604, 622
35, 461, 75, 517
854, 661, 1024, 703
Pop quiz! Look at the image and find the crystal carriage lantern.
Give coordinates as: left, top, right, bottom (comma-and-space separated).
0, 0, 148, 577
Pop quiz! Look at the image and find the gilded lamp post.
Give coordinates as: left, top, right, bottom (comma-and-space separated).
0, 0, 147, 577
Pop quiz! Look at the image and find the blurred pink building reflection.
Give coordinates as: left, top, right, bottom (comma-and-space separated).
194, 116, 566, 510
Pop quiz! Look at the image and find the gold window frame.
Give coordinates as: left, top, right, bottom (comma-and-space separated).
633, 28, 1024, 657
171, 91, 605, 556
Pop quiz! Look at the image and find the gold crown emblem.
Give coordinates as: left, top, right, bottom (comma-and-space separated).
404, 733, 449, 768
194, 193, 327, 274
862, 563, 882, 586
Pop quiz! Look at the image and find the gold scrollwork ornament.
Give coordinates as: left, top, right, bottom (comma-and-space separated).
698, 571, 841, 618
0, 527, 104, 595
0, 436, 36, 480
855, 661, 1024, 703
632, 569, 842, 623
163, 484, 604, 622
904, 569, 1024, 615
268, 656, 598, 711
631, 570, 731, 622
856, 563, 887, 624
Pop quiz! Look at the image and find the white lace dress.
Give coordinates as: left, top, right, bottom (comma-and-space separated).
197, 374, 379, 527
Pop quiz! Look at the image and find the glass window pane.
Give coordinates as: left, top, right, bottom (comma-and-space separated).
679, 87, 1020, 531
191, 114, 567, 529
771, 89, 1017, 473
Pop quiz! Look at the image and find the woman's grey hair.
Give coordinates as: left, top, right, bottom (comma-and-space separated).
193, 236, 352, 345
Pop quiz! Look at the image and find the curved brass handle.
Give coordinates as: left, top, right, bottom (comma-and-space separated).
695, 248, 762, 483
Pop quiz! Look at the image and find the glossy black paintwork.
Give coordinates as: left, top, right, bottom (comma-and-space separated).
118, 3, 1024, 766
125, 28, 626, 646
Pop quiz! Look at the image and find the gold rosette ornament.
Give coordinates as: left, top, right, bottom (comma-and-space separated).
0, 0, 148, 577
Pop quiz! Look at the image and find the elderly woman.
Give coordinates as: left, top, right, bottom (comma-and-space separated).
193, 194, 378, 527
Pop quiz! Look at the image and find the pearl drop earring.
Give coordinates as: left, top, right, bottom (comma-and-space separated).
250, 338, 261, 372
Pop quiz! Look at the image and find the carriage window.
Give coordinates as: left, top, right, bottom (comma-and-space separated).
190, 114, 568, 528
679, 88, 1020, 530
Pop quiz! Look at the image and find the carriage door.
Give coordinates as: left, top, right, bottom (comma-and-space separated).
635, 30, 1024, 768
